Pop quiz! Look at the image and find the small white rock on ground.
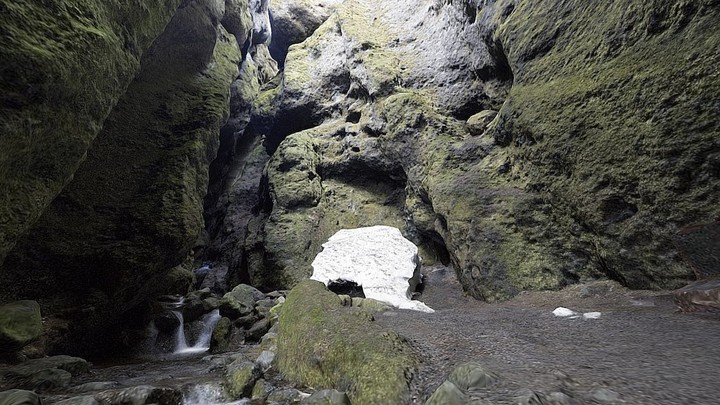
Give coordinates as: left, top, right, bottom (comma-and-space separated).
310, 225, 434, 313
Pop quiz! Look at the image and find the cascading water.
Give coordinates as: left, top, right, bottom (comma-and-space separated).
174, 309, 222, 355
153, 295, 222, 356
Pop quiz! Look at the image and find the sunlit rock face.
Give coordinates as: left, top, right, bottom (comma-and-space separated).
239, 0, 720, 300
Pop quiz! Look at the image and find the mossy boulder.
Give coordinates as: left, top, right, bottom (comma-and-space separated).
277, 280, 417, 404
224, 360, 261, 400
0, 0, 183, 263
0, 301, 42, 352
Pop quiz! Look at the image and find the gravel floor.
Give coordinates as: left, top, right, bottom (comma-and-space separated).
375, 265, 720, 405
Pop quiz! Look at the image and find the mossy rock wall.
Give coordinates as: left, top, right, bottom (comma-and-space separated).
0, 0, 183, 263
243, 0, 719, 300
0, 0, 243, 355
277, 280, 417, 404
482, 0, 720, 290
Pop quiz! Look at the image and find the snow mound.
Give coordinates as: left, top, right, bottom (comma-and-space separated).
310, 226, 434, 313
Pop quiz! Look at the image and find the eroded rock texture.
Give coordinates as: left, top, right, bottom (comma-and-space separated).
228, 0, 719, 300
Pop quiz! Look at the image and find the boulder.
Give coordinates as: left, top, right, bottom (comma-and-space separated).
224, 360, 261, 399
311, 226, 433, 312
210, 317, 245, 354
251, 378, 272, 400
0, 390, 41, 405
246, 318, 270, 342
267, 388, 307, 404
674, 278, 720, 312
300, 389, 351, 405
0, 355, 89, 391
425, 381, 468, 405
255, 350, 276, 371
277, 280, 417, 404
1, 368, 72, 392
0, 301, 42, 351
95, 385, 182, 405
220, 284, 263, 319
448, 362, 498, 391
55, 396, 100, 405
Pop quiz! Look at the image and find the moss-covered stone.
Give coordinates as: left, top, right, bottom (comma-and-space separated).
0, 0, 182, 263
224, 360, 260, 400
277, 280, 417, 404
0, 301, 42, 351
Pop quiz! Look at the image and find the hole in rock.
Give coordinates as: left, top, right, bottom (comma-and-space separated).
346, 111, 362, 123
327, 279, 366, 298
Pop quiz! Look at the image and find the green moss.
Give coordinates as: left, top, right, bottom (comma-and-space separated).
277, 280, 417, 404
0, 0, 182, 261
486, 0, 720, 288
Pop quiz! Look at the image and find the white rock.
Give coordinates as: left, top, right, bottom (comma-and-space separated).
552, 307, 578, 317
583, 312, 602, 319
310, 226, 434, 313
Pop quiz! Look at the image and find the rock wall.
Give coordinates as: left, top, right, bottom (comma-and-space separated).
233, 0, 720, 300
0, 0, 182, 263
0, 0, 246, 354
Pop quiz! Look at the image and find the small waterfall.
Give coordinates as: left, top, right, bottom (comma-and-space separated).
173, 310, 190, 352
174, 309, 222, 355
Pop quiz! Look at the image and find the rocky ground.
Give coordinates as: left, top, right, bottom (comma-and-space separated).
376, 266, 720, 405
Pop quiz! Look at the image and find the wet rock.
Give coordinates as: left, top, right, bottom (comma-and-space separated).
448, 362, 498, 391
0, 389, 41, 405
520, 391, 579, 405
153, 312, 181, 333
674, 277, 720, 312
300, 389, 350, 405
220, 284, 262, 319
267, 388, 307, 404
1, 367, 72, 392
591, 388, 621, 404
71, 381, 120, 393
225, 360, 261, 399
210, 317, 245, 354
255, 350, 275, 371
95, 385, 182, 405
251, 378, 272, 401
0, 301, 42, 352
246, 318, 270, 342
1, 355, 90, 391
55, 396, 100, 405
425, 381, 468, 405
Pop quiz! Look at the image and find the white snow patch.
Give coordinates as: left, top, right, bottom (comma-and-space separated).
310, 226, 434, 313
583, 311, 602, 319
553, 307, 602, 319
552, 307, 578, 317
